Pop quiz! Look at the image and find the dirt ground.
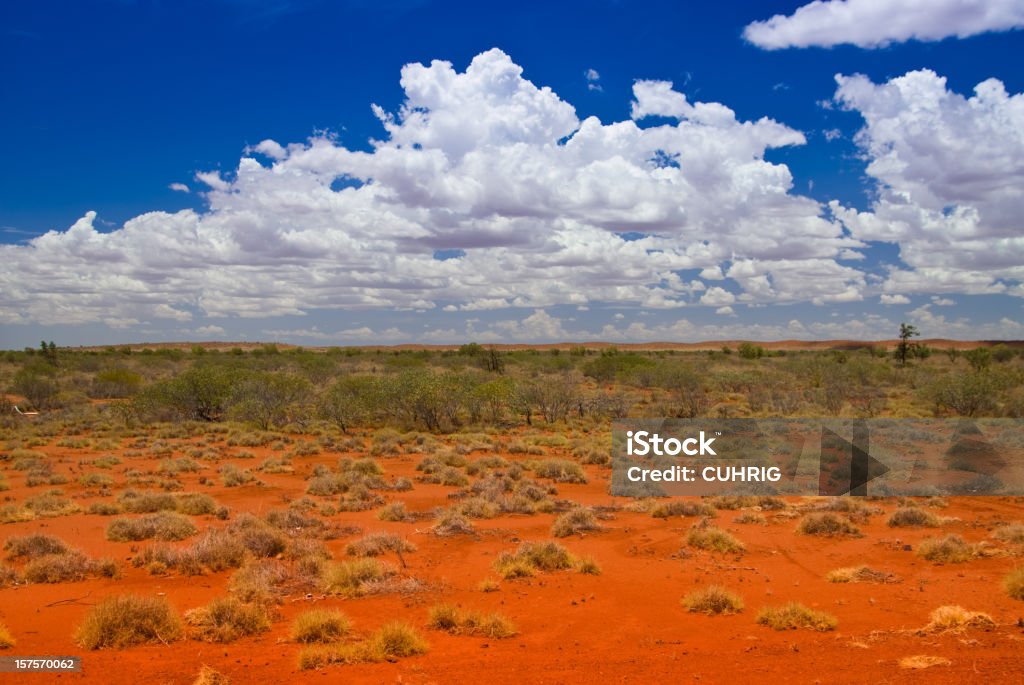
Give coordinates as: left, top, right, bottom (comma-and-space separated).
2, 431, 1023, 684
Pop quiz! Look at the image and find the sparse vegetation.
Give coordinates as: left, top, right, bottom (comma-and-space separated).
920, 605, 995, 633
682, 586, 744, 615
796, 513, 860, 537
75, 595, 182, 649
888, 507, 939, 528
755, 603, 837, 632
551, 507, 600, 537
916, 535, 976, 563
0, 623, 15, 649
428, 604, 517, 638
1004, 567, 1024, 601
494, 541, 574, 579
686, 526, 745, 554
185, 596, 272, 642
825, 566, 896, 584
106, 512, 197, 542
291, 609, 351, 643
192, 665, 230, 685
320, 558, 394, 596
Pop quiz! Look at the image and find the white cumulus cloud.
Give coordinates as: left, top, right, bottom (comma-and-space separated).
744, 0, 1024, 49
830, 69, 1024, 297
0, 49, 884, 333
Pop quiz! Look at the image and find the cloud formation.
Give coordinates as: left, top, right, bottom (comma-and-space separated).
744, 0, 1024, 49
0, 48, 867, 330
830, 69, 1024, 296
0, 49, 1019, 343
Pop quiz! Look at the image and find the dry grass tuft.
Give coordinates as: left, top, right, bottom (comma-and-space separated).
297, 621, 429, 670
576, 556, 602, 575
106, 512, 197, 542
75, 595, 182, 649
0, 623, 14, 649
1005, 567, 1024, 601
551, 508, 601, 538
899, 655, 951, 670
755, 602, 837, 632
825, 566, 897, 584
185, 596, 271, 643
368, 621, 430, 658
682, 586, 744, 615
192, 665, 230, 685
427, 604, 516, 638
992, 523, 1024, 544
920, 605, 995, 634
887, 507, 939, 528
494, 541, 574, 579
685, 526, 745, 554
291, 609, 351, 644
4, 533, 69, 560
796, 513, 860, 537
344, 532, 416, 558
916, 535, 977, 564
651, 501, 716, 518
320, 558, 394, 597
478, 577, 500, 592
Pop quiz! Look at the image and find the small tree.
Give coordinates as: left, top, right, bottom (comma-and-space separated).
895, 323, 919, 366
229, 372, 310, 430
320, 375, 378, 433
738, 342, 765, 360
964, 347, 993, 372
12, 363, 59, 409
661, 366, 711, 418
140, 365, 237, 421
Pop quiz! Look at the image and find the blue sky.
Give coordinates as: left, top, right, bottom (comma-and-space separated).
2, 0, 1023, 347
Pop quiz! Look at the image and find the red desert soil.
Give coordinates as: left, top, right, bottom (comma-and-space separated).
2, 435, 1024, 684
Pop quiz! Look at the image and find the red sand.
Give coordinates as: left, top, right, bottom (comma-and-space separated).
2, 437, 1024, 684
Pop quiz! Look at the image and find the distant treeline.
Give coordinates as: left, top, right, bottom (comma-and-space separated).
2, 341, 1022, 431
